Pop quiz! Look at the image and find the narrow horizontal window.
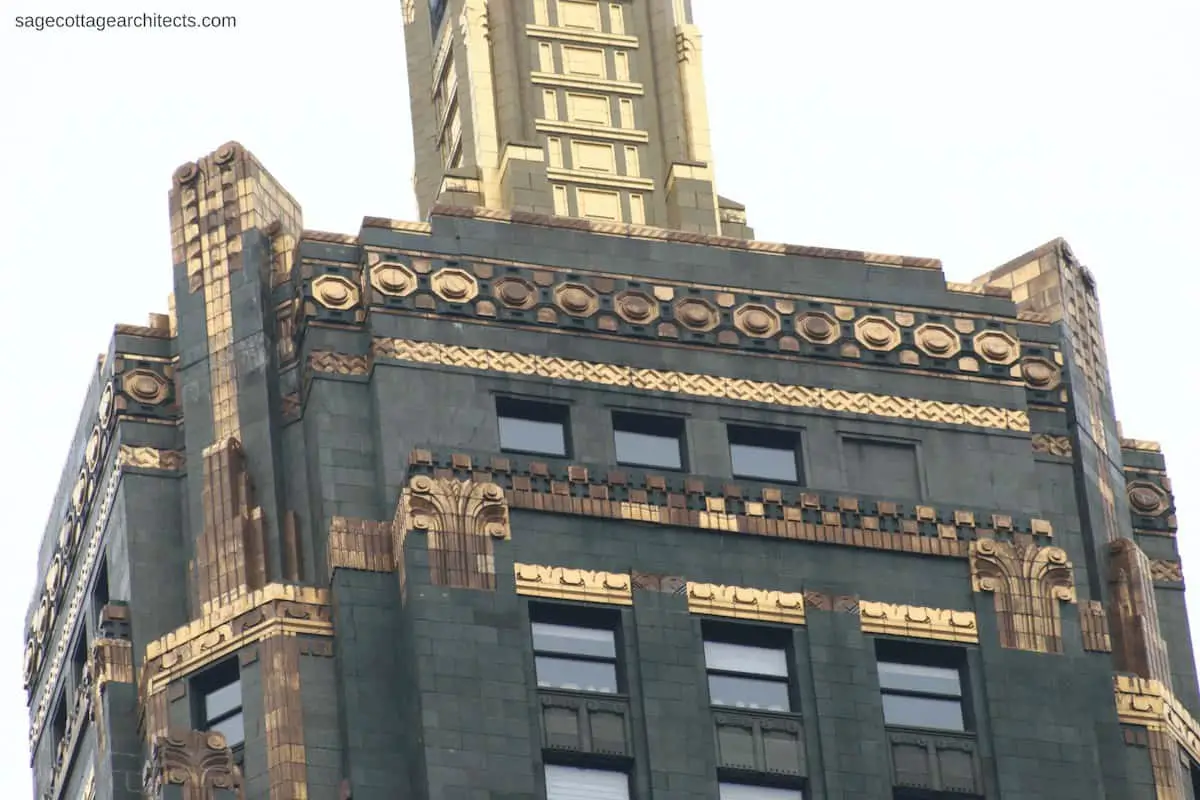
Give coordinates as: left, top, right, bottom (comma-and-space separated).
613, 412, 684, 470
729, 426, 801, 482
497, 397, 569, 457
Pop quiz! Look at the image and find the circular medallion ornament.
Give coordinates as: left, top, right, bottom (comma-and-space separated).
554, 283, 600, 317
23, 640, 38, 689
795, 312, 840, 345
733, 304, 781, 338
973, 330, 1020, 365
44, 555, 62, 598
913, 323, 961, 359
71, 469, 91, 514
854, 315, 901, 351
312, 275, 361, 311
370, 263, 418, 297
614, 291, 659, 325
673, 297, 720, 332
431, 268, 479, 303
58, 518, 73, 550
85, 426, 102, 471
493, 277, 538, 310
98, 382, 114, 427
1019, 357, 1061, 390
214, 142, 239, 165
173, 162, 199, 186
1127, 481, 1169, 516
122, 369, 169, 405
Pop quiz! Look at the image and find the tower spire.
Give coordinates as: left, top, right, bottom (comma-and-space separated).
403, 0, 753, 237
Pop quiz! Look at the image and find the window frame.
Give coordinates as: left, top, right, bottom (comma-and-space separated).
875, 641, 969, 733
544, 763, 630, 800
839, 434, 924, 500
70, 634, 88, 693
611, 410, 687, 471
727, 425, 802, 483
702, 626, 794, 714
193, 658, 245, 750
718, 782, 804, 800
496, 396, 572, 457
50, 695, 68, 761
530, 606, 622, 695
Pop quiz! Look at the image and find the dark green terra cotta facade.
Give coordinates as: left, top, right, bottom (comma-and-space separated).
21, 141, 1196, 800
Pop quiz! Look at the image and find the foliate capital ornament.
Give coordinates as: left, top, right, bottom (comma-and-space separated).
402, 475, 511, 590
143, 729, 244, 799
970, 537, 1076, 653
403, 475, 511, 540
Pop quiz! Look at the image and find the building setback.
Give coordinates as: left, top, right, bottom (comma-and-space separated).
21, 1, 1197, 800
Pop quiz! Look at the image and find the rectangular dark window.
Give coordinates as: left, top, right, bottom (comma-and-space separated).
195, 659, 244, 748
94, 557, 110, 609
70, 636, 87, 692
843, 438, 920, 498
532, 621, 618, 693
729, 426, 801, 483
497, 397, 570, 457
705, 640, 791, 712
429, 0, 448, 33
719, 784, 803, 800
878, 659, 965, 731
545, 765, 629, 800
613, 412, 685, 470
51, 697, 67, 759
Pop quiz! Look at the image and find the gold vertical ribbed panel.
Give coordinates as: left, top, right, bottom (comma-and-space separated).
142, 689, 168, 746
195, 439, 268, 616
262, 636, 307, 799
170, 142, 301, 615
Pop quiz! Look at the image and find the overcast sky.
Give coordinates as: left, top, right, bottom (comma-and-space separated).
1, 0, 1197, 786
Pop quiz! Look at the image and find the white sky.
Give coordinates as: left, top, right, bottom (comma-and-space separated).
0, 0, 1197, 786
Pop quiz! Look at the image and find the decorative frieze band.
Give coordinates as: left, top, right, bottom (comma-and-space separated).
369, 338, 1032, 432
512, 562, 973, 645
408, 451, 1055, 564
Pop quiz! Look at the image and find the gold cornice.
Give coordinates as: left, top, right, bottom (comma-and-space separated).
530, 71, 645, 96
140, 584, 331, 696
1122, 438, 1163, 453
370, 337, 1030, 433
686, 582, 806, 625
524, 23, 640, 47
514, 563, 632, 605
859, 601, 978, 643
1115, 675, 1200, 764
545, 167, 655, 191
535, 119, 650, 143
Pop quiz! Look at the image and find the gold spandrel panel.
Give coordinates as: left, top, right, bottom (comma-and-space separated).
514, 563, 632, 605
858, 601, 978, 643
686, 582, 806, 626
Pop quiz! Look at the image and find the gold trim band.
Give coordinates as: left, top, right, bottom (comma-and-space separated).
369, 338, 1030, 432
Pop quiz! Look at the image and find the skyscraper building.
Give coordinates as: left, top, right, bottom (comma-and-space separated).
23, 1, 1195, 799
